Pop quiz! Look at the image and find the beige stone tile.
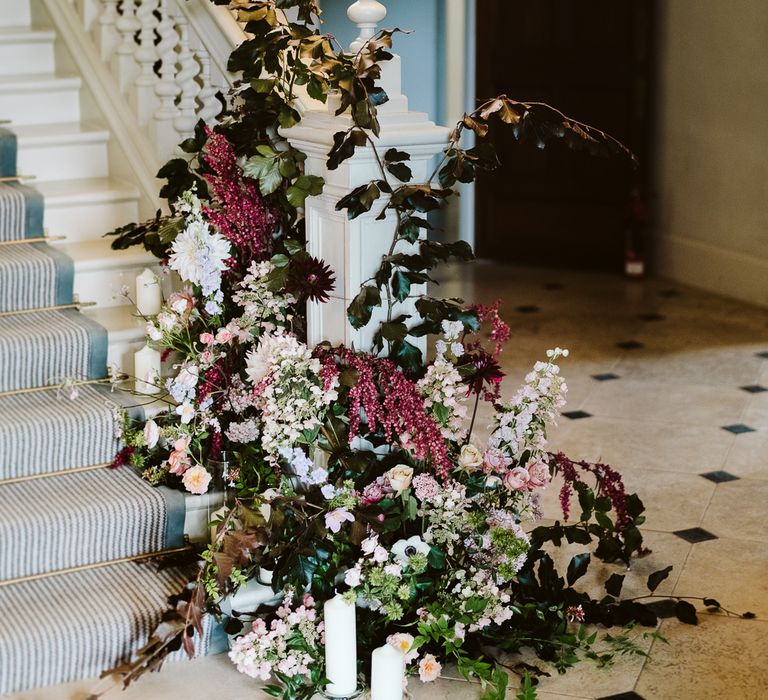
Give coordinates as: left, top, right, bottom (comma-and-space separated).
531, 630, 654, 699
610, 468, 715, 533
724, 430, 768, 480
700, 479, 768, 542
672, 537, 768, 618
546, 417, 733, 474
743, 393, 768, 429
582, 379, 748, 427
614, 346, 766, 387
635, 617, 768, 700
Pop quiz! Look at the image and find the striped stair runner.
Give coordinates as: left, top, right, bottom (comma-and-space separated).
0, 126, 218, 695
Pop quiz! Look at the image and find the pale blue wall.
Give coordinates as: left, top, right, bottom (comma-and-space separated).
319, 0, 446, 123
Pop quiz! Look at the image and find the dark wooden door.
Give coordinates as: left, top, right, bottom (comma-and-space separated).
475, 0, 656, 271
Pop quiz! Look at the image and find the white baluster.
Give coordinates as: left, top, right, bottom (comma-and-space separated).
77, 0, 101, 32
133, 0, 160, 124
152, 0, 180, 161
347, 0, 387, 53
98, 0, 120, 61
173, 10, 201, 136
196, 47, 220, 124
114, 0, 141, 92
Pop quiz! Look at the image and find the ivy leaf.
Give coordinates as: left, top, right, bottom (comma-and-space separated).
675, 600, 698, 625
327, 129, 368, 170
398, 215, 432, 243
605, 573, 625, 597
347, 285, 381, 329
336, 182, 381, 220
391, 270, 411, 302
286, 174, 325, 208
251, 78, 276, 93
647, 565, 673, 593
566, 553, 591, 585
390, 339, 423, 374
462, 113, 489, 137
386, 162, 413, 182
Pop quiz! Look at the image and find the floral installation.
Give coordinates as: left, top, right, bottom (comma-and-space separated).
98, 2, 750, 699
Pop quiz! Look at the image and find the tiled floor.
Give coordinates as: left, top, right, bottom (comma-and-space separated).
10, 264, 768, 700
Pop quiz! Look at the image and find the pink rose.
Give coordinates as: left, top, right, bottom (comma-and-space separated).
483, 447, 509, 474
200, 332, 215, 346
174, 437, 190, 452
168, 450, 190, 475
216, 329, 233, 344
503, 467, 530, 491
527, 460, 551, 488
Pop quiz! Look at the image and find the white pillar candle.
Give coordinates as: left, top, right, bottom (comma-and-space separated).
324, 594, 358, 696
370, 643, 404, 700
134, 343, 161, 394
136, 267, 163, 316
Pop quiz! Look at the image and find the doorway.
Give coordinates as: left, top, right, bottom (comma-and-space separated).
474, 0, 656, 271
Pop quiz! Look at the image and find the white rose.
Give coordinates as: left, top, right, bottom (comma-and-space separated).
385, 465, 414, 493
143, 419, 160, 449
458, 443, 483, 470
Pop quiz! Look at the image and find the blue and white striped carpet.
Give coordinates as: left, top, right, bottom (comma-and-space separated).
0, 127, 213, 695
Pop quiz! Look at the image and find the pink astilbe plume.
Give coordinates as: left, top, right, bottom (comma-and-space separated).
202, 128, 279, 262
320, 347, 452, 481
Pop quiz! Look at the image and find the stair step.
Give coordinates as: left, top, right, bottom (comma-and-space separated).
0, 467, 184, 581
0, 559, 218, 695
0, 0, 30, 29
0, 28, 56, 76
15, 122, 109, 181
0, 242, 73, 312
38, 177, 140, 241
0, 307, 107, 392
60, 238, 159, 309
84, 303, 150, 375
0, 74, 81, 126
0, 384, 141, 480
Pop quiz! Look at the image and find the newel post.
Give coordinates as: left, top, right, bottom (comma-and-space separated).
282, 1, 449, 354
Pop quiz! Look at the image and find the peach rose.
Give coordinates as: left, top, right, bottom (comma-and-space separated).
182, 465, 212, 495
385, 465, 414, 493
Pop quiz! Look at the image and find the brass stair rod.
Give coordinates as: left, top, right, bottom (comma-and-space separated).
0, 546, 194, 588
0, 174, 36, 183
0, 301, 97, 318
0, 235, 66, 246
0, 462, 110, 487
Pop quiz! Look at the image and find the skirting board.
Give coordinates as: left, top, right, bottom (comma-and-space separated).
656, 234, 768, 308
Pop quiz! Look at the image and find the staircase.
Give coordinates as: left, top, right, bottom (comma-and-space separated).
0, 0, 237, 694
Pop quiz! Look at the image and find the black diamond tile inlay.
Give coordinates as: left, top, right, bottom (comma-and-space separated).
563, 410, 593, 420
722, 424, 757, 434
543, 282, 563, 290
639, 313, 665, 322
617, 340, 645, 350
592, 372, 620, 381
741, 384, 768, 394
701, 470, 740, 484
756, 351, 768, 359
516, 305, 540, 313
598, 693, 646, 700
659, 289, 681, 298
673, 527, 718, 544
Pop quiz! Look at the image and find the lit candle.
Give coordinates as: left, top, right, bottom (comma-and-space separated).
370, 643, 404, 700
136, 268, 163, 316
323, 594, 358, 696
134, 343, 161, 394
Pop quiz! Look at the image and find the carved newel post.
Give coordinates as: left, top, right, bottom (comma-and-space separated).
282, 1, 449, 354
